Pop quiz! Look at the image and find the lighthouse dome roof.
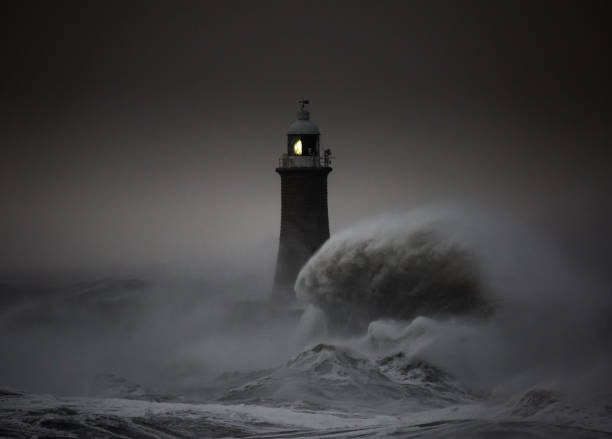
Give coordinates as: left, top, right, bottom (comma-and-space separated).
287, 108, 320, 135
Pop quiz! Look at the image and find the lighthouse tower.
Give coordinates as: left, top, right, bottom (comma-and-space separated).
273, 100, 333, 300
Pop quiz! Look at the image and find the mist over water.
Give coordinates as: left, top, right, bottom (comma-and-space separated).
1, 206, 611, 437
0, 277, 297, 396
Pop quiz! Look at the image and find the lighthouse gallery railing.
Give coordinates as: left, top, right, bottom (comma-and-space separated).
278, 155, 332, 168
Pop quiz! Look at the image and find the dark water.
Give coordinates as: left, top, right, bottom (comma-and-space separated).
1, 209, 611, 438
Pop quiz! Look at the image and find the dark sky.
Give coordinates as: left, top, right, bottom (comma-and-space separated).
1, 1, 611, 278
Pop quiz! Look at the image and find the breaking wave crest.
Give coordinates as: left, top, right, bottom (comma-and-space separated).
295, 212, 491, 332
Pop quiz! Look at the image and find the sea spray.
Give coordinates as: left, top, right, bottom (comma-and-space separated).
295, 207, 612, 396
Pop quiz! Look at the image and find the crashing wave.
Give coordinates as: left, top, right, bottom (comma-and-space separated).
295, 213, 492, 333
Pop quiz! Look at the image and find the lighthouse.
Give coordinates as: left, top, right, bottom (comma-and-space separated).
273, 100, 333, 300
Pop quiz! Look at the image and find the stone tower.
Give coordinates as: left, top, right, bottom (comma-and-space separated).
273, 100, 333, 300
